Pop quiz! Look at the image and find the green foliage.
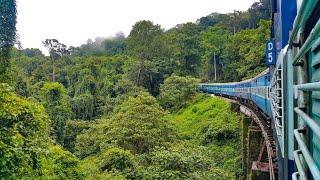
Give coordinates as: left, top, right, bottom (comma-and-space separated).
75, 92, 175, 157
167, 94, 242, 178
0, 0, 17, 82
200, 25, 230, 81
74, 122, 105, 158
76, 94, 242, 179
125, 20, 173, 95
40, 82, 71, 145
126, 20, 166, 60
105, 92, 175, 154
99, 147, 136, 172
222, 20, 271, 81
71, 93, 95, 120
135, 143, 235, 179
79, 154, 126, 179
159, 74, 199, 111
0, 0, 17, 51
168, 23, 202, 76
169, 95, 240, 142
136, 143, 214, 179
40, 145, 84, 179
20, 48, 44, 57
103, 38, 125, 56
0, 83, 50, 178
63, 120, 92, 152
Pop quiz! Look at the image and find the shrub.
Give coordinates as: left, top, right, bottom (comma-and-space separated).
40, 145, 84, 179
159, 75, 199, 111
0, 83, 50, 178
99, 147, 136, 172
103, 92, 175, 154
40, 82, 71, 145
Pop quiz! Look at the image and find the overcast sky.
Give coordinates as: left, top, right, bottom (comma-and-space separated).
17, 0, 257, 53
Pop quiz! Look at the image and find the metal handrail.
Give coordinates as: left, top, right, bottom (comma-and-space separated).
294, 107, 320, 139
293, 18, 320, 65
296, 82, 320, 91
293, 150, 308, 180
289, 0, 319, 47
294, 130, 320, 179
292, 172, 300, 180
290, 2, 320, 178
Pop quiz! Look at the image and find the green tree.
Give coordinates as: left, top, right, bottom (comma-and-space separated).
40, 82, 71, 145
105, 92, 175, 154
0, 83, 50, 178
99, 147, 136, 173
63, 120, 91, 152
75, 93, 175, 157
200, 25, 230, 81
43, 39, 70, 82
103, 32, 126, 56
159, 75, 199, 111
197, 13, 228, 29
125, 20, 172, 95
222, 20, 270, 81
40, 145, 84, 179
75, 122, 106, 158
248, 0, 272, 28
20, 48, 44, 57
168, 23, 202, 76
0, 0, 17, 82
126, 20, 165, 60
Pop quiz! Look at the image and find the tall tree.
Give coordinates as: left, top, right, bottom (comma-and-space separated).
222, 20, 271, 81
169, 23, 202, 76
0, 0, 17, 81
200, 25, 230, 81
126, 20, 164, 60
126, 20, 172, 95
43, 39, 70, 82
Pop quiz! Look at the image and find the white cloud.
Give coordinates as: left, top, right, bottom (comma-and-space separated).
16, 0, 257, 53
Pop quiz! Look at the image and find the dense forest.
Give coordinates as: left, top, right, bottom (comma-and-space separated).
1, 0, 271, 179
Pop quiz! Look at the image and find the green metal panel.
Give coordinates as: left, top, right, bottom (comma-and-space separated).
309, 36, 320, 171
289, 0, 319, 47
290, 1, 320, 177
293, 14, 320, 66
286, 48, 295, 163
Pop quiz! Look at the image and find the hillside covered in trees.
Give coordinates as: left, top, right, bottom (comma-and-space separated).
1, 0, 271, 179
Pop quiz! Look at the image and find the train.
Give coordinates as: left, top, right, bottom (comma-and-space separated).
199, 0, 320, 180
200, 69, 272, 116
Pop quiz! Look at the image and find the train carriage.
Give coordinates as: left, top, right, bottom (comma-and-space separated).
200, 0, 320, 179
